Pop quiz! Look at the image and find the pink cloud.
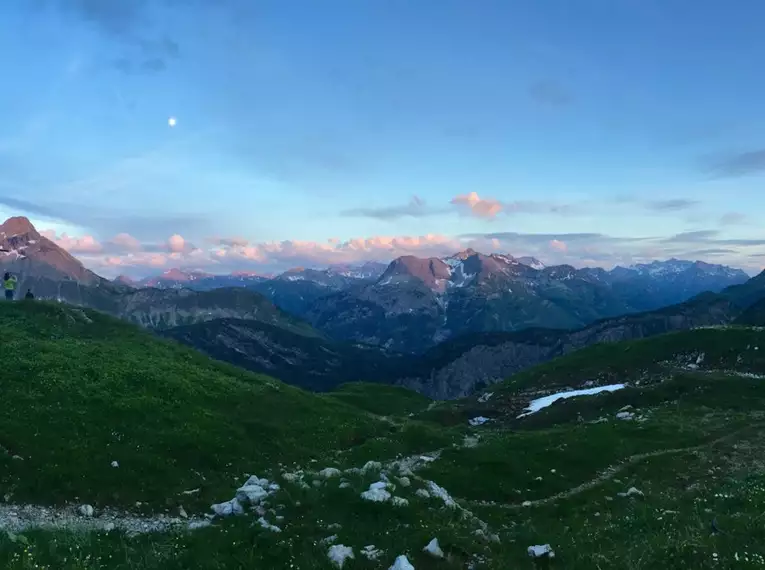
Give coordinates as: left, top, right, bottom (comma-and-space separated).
42, 230, 103, 253
110, 233, 142, 252
167, 234, 186, 253
549, 239, 567, 252
451, 192, 503, 218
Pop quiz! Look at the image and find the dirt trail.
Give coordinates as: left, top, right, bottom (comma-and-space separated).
462, 426, 759, 510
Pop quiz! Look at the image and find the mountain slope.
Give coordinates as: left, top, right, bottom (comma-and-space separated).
0, 301, 399, 510
0, 217, 127, 308
398, 292, 737, 398
114, 286, 318, 334
6, 301, 765, 569
160, 318, 410, 391
306, 251, 747, 353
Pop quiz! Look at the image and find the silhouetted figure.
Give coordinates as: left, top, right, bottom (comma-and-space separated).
3, 272, 17, 301
24, 289, 34, 300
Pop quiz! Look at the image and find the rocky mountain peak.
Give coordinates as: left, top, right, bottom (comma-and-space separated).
0, 216, 39, 238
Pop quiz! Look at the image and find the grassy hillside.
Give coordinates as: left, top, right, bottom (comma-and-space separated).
0, 301, 428, 510
4, 303, 765, 569
328, 383, 432, 417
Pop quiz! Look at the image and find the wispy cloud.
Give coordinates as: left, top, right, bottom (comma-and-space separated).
719, 212, 747, 226
645, 199, 699, 211
0, 195, 209, 241
341, 196, 445, 220
704, 149, 765, 178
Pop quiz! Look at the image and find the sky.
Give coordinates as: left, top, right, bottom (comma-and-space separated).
3, 0, 765, 277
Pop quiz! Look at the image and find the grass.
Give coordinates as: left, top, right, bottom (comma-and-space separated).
0, 301, 421, 511
5, 302, 765, 568
327, 382, 432, 418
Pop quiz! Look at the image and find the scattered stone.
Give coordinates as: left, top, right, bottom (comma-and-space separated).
389, 555, 415, 570
415, 489, 431, 499
211, 498, 244, 517
327, 545, 355, 569
528, 544, 555, 558
78, 505, 94, 517
522, 501, 532, 507
618, 487, 644, 498
423, 537, 444, 558
616, 411, 635, 421
11, 455, 23, 461
618, 405, 633, 412
235, 476, 273, 505
103, 522, 116, 532
426, 481, 457, 508
391, 496, 409, 507
188, 520, 212, 530
257, 517, 282, 532
469, 416, 490, 427
361, 481, 391, 503
320, 535, 338, 545
178, 506, 188, 519
339, 481, 352, 489
478, 392, 494, 403
398, 476, 411, 488
319, 468, 342, 479
111, 461, 119, 468
362, 461, 382, 473
361, 545, 384, 561
181, 488, 201, 495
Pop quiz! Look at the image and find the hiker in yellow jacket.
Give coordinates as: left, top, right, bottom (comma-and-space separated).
3, 272, 17, 300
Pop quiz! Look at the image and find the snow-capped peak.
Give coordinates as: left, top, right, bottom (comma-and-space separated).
517, 256, 546, 270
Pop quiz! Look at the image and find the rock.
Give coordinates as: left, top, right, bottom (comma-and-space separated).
361, 545, 384, 561
618, 405, 633, 411
361, 482, 391, 503
618, 487, 644, 497
528, 544, 555, 558
111, 461, 119, 468
361, 461, 382, 473
339, 481, 352, 489
327, 545, 355, 569
415, 489, 431, 499
389, 555, 415, 570
79, 504, 94, 517
103, 522, 116, 532
235, 476, 277, 505
522, 500, 532, 507
257, 517, 282, 532
319, 468, 342, 479
11, 455, 23, 461
178, 506, 188, 519
423, 538, 444, 558
391, 496, 409, 507
398, 476, 411, 487
210, 498, 245, 517
616, 411, 635, 420
468, 416, 490, 426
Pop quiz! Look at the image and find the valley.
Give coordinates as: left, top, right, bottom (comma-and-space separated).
3, 301, 765, 568
2, 216, 762, 399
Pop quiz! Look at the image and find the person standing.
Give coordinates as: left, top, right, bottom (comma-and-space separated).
3, 272, 17, 300
24, 289, 34, 300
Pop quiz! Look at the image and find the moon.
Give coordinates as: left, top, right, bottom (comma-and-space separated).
168, 116, 177, 127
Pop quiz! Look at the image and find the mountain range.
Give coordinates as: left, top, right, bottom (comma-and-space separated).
2, 215, 763, 398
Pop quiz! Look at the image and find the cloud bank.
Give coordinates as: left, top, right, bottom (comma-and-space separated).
41, 225, 765, 279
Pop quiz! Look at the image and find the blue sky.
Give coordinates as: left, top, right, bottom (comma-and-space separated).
2, 0, 765, 276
